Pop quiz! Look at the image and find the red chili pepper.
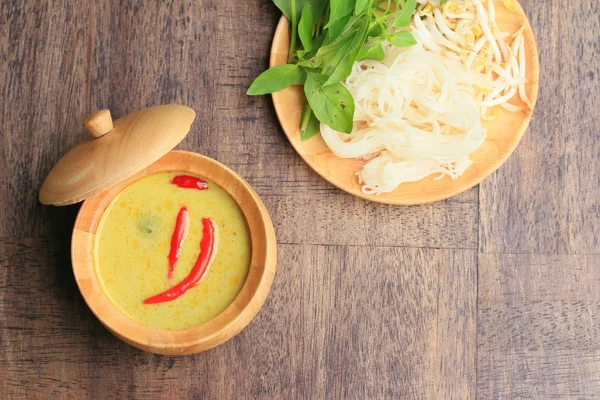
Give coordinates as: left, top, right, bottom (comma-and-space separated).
171, 175, 208, 191
167, 206, 189, 280
144, 218, 218, 304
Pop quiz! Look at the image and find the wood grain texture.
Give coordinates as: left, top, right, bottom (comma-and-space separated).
0, 240, 475, 399
479, 253, 600, 301
478, 254, 600, 398
479, 0, 600, 255
0, 0, 217, 237
475, 1, 600, 396
1, 0, 599, 397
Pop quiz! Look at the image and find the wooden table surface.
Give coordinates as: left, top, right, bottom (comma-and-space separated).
1, 1, 599, 398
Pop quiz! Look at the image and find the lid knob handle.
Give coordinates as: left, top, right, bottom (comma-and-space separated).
84, 109, 113, 138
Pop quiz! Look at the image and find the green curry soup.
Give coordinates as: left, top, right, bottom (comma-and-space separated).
93, 171, 251, 330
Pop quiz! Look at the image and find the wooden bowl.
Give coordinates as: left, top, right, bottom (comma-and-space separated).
71, 150, 277, 355
270, 0, 540, 205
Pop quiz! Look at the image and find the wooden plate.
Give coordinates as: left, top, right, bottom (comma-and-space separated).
270, 0, 539, 205
71, 151, 277, 355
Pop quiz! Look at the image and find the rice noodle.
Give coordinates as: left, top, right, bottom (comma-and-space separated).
321, 0, 532, 194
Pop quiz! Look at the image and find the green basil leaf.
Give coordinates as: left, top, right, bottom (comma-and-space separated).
298, 57, 321, 68
273, 0, 328, 23
327, 13, 352, 42
297, 30, 329, 67
357, 41, 385, 60
388, 30, 417, 48
304, 30, 327, 59
323, 50, 357, 85
367, 20, 386, 37
304, 72, 354, 133
354, 0, 371, 15
312, 32, 353, 68
324, 15, 369, 85
299, 103, 321, 141
392, 0, 417, 27
298, 3, 314, 52
328, 15, 362, 45
247, 64, 306, 95
328, 0, 355, 27
311, 15, 364, 72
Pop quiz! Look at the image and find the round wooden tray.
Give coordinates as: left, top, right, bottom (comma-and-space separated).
270, 0, 539, 205
71, 151, 277, 355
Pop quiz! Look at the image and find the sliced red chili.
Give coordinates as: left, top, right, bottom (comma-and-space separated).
171, 175, 208, 191
144, 218, 218, 304
167, 206, 189, 280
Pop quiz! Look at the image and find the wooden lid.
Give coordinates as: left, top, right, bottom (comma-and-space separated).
39, 104, 196, 205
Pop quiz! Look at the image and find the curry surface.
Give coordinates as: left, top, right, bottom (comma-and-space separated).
94, 171, 251, 330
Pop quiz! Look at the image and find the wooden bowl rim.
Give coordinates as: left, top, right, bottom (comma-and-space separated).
71, 150, 277, 354
269, 0, 540, 205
